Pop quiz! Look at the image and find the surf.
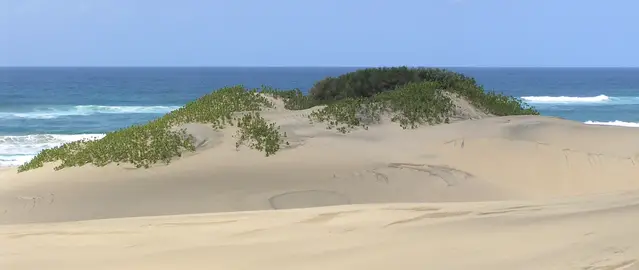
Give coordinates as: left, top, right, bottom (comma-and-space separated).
0, 105, 180, 120
0, 134, 105, 167
521, 95, 639, 105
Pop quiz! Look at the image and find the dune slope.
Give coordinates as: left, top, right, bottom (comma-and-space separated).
3, 190, 639, 270
2, 112, 639, 223
2, 97, 639, 269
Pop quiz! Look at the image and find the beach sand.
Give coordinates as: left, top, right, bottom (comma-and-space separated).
2, 106, 639, 269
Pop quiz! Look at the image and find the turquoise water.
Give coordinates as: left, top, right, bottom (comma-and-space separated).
1, 67, 638, 166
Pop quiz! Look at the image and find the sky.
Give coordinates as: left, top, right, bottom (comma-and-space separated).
0, 0, 637, 67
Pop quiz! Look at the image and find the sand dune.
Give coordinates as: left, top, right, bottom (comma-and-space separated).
2, 106, 639, 269
3, 191, 639, 269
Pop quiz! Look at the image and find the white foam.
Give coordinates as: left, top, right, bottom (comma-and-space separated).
74, 105, 180, 114
0, 155, 39, 167
521, 95, 610, 103
0, 105, 180, 120
0, 134, 105, 167
584, 120, 639, 127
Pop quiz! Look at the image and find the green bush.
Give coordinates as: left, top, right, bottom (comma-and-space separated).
309, 97, 374, 133
259, 86, 318, 110
309, 67, 538, 116
234, 111, 287, 156
309, 81, 454, 132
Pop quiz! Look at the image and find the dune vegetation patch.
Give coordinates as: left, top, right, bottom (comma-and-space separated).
307, 67, 537, 133
18, 86, 287, 172
309, 81, 454, 133
18, 67, 537, 173
234, 111, 289, 156
308, 67, 537, 116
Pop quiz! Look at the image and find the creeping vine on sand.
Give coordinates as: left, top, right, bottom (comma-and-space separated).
18, 86, 288, 172
234, 112, 288, 156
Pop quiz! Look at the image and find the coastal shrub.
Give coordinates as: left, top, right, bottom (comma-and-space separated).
309, 66, 417, 100
309, 67, 538, 116
259, 86, 318, 110
234, 112, 287, 156
309, 81, 454, 133
17, 85, 287, 172
309, 97, 375, 133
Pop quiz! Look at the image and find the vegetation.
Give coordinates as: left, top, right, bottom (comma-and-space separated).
17, 85, 287, 172
309, 67, 538, 116
306, 67, 537, 133
259, 86, 318, 110
309, 81, 454, 133
234, 111, 288, 156
18, 67, 538, 173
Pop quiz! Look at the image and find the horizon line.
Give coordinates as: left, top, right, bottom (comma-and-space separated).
2, 66, 639, 69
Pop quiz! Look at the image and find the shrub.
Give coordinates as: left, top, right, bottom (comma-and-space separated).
309, 67, 538, 116
309, 81, 454, 133
234, 111, 287, 156
309, 66, 417, 101
259, 86, 318, 110
309, 97, 374, 133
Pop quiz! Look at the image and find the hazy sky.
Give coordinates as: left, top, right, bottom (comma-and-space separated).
0, 0, 637, 67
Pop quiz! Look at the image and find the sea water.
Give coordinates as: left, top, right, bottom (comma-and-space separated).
1, 67, 638, 167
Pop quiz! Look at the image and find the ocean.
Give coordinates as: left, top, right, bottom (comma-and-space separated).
1, 67, 638, 167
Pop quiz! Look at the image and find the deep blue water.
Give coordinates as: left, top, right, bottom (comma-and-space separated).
1, 67, 638, 166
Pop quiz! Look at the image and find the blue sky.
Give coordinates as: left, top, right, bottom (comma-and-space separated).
0, 0, 637, 67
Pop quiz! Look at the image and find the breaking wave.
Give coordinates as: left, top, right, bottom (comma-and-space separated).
0, 105, 180, 120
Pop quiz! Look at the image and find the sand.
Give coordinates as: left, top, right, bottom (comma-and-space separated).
2, 104, 639, 269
